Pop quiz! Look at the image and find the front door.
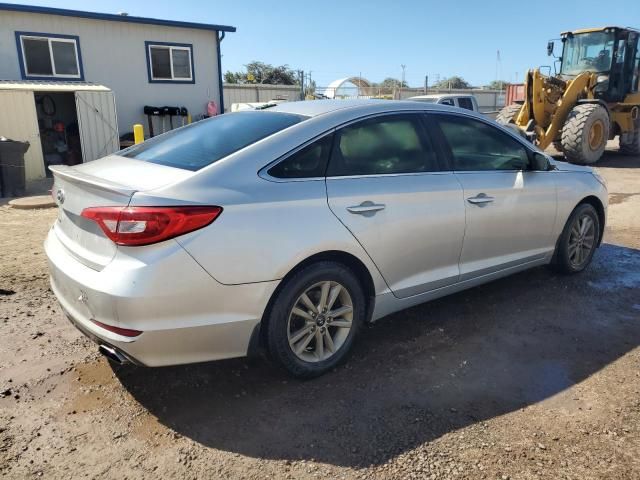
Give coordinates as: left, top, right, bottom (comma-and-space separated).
326, 113, 466, 298
430, 113, 557, 279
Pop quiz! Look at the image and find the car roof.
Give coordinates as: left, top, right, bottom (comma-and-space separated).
408, 94, 474, 100
268, 99, 457, 117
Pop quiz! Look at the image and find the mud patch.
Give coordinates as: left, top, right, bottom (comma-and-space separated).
609, 192, 639, 205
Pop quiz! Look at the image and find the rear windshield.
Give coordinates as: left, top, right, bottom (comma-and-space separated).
120, 111, 306, 171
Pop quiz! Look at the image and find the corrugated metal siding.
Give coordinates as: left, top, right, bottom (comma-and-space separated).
0, 90, 45, 182
75, 91, 119, 161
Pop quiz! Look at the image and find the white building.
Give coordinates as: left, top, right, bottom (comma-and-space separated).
0, 3, 234, 184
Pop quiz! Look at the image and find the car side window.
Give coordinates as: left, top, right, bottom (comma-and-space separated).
327, 115, 438, 176
268, 134, 333, 179
457, 97, 474, 111
434, 115, 530, 171
439, 98, 455, 106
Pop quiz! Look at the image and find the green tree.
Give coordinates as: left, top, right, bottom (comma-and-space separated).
377, 77, 408, 88
223, 61, 300, 85
486, 80, 511, 90
433, 76, 472, 89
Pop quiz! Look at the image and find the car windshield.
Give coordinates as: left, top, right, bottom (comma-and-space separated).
561, 31, 616, 76
120, 111, 306, 171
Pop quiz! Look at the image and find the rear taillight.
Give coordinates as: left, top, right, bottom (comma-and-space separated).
81, 206, 222, 246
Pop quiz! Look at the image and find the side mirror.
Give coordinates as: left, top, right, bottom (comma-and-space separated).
547, 41, 554, 56
532, 152, 551, 171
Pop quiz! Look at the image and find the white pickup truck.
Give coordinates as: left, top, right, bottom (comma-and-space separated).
406, 94, 479, 112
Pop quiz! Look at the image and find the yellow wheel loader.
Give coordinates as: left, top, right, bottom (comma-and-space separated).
497, 27, 640, 164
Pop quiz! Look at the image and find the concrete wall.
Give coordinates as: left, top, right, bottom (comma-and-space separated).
0, 10, 221, 137
223, 84, 302, 111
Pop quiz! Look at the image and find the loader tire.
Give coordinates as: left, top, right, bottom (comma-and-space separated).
552, 141, 564, 153
619, 126, 640, 155
561, 104, 609, 165
496, 104, 523, 125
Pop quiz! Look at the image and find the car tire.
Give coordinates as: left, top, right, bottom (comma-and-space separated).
265, 261, 365, 379
551, 203, 600, 274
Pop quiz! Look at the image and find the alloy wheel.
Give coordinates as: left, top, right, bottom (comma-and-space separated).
287, 281, 353, 362
568, 214, 596, 268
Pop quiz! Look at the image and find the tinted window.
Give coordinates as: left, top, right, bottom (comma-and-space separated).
439, 98, 455, 106
268, 134, 333, 179
327, 115, 438, 176
121, 111, 306, 171
51, 41, 78, 75
457, 97, 474, 110
150, 47, 172, 79
435, 115, 529, 171
23, 38, 53, 75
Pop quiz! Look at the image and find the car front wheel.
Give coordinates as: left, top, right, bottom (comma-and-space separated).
552, 203, 600, 274
265, 261, 365, 378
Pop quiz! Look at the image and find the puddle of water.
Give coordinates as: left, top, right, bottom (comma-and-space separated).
587, 244, 640, 291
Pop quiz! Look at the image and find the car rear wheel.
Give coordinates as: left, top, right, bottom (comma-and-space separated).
551, 203, 600, 274
265, 261, 365, 378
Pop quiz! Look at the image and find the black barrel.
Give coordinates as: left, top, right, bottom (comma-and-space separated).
0, 137, 30, 197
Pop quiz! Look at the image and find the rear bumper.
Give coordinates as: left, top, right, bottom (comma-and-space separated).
45, 227, 278, 366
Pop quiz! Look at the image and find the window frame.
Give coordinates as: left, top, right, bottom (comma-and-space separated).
145, 41, 195, 84
326, 112, 445, 178
426, 112, 538, 173
260, 131, 336, 182
15, 31, 84, 81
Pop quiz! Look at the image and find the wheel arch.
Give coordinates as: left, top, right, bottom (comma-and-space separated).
252, 250, 377, 355
577, 195, 606, 246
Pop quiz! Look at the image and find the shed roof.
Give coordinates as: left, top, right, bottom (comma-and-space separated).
0, 80, 111, 92
0, 3, 236, 33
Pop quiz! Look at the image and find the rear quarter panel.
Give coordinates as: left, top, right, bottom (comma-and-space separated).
132, 177, 389, 292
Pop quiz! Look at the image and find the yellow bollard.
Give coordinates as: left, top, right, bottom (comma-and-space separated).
187, 113, 192, 124
133, 124, 144, 144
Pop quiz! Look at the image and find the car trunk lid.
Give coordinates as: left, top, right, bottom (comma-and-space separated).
50, 157, 191, 270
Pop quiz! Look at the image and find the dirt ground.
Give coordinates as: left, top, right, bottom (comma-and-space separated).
1, 144, 639, 479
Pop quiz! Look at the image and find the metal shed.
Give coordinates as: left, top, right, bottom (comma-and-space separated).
0, 80, 118, 183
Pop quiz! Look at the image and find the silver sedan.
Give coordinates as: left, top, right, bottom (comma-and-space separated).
45, 100, 608, 378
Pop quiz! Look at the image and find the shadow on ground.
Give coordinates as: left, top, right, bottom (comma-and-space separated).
114, 244, 640, 468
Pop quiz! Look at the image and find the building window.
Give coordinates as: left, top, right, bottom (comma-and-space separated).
145, 42, 194, 83
16, 32, 83, 80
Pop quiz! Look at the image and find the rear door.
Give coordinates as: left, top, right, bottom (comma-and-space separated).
430, 113, 557, 279
75, 91, 120, 162
326, 113, 465, 298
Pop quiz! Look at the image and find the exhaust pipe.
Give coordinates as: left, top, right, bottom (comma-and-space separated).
99, 344, 129, 365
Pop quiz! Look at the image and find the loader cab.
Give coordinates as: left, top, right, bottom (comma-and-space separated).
558, 27, 640, 103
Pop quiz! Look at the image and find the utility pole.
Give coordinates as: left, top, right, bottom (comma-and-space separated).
400, 64, 406, 99
298, 70, 305, 100
424, 75, 428, 94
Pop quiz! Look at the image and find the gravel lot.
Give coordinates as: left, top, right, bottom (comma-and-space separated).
1, 144, 639, 479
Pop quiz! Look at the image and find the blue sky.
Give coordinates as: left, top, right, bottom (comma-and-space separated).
5, 0, 639, 87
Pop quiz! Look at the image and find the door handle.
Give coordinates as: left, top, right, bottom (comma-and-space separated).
347, 201, 386, 215
467, 193, 494, 206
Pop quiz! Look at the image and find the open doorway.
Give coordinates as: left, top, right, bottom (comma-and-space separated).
35, 92, 83, 177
